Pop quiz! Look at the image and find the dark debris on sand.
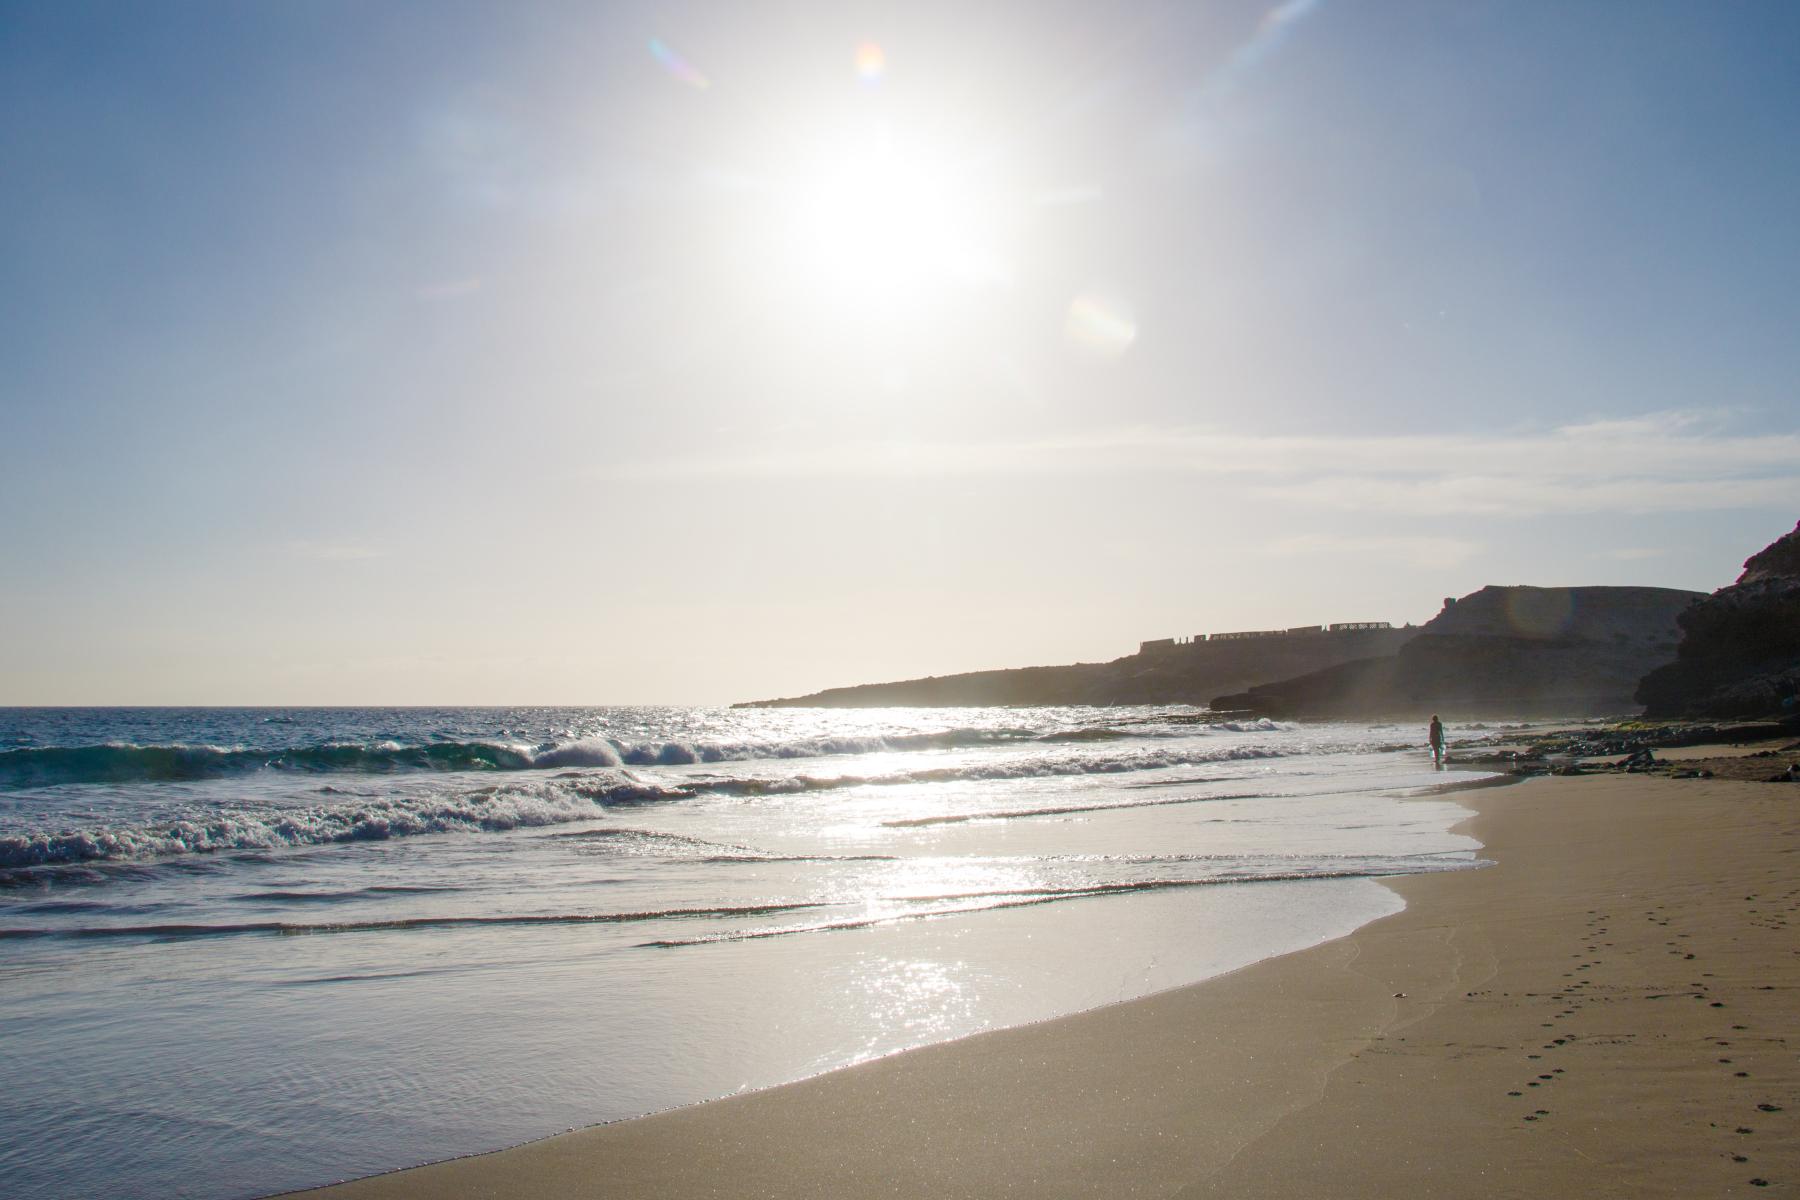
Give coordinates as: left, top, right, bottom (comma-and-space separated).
1456, 717, 1800, 783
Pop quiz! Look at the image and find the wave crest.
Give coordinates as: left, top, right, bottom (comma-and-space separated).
0, 772, 684, 868
0, 738, 1309, 871
0, 727, 1054, 788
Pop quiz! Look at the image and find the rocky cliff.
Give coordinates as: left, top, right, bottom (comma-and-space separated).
1212, 585, 1704, 719
738, 627, 1417, 708
1636, 520, 1800, 719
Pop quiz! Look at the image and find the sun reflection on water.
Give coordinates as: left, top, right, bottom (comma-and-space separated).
848, 956, 978, 1058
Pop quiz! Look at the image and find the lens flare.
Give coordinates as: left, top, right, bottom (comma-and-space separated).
855, 41, 886, 82
1065, 292, 1138, 357
1504, 588, 1574, 639
649, 38, 710, 90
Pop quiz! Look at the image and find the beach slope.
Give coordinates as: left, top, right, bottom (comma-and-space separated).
290, 774, 1798, 1198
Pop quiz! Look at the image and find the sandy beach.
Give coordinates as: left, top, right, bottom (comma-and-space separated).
11, 4, 1797, 1196
290, 770, 1798, 1199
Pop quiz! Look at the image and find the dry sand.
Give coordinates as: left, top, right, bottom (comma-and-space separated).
290, 773, 1798, 1199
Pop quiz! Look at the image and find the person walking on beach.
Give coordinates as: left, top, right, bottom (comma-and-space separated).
1428, 714, 1445, 769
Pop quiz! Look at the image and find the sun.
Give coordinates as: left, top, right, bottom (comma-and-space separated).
777, 131, 1008, 313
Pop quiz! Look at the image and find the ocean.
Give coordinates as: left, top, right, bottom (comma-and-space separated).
0, 706, 1494, 1199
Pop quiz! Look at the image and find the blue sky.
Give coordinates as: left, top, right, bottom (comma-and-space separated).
3, 0, 1797, 703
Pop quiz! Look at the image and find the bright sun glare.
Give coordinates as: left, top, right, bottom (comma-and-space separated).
781, 133, 1008, 311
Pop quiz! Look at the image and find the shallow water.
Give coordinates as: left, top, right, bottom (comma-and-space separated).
0, 706, 1490, 1199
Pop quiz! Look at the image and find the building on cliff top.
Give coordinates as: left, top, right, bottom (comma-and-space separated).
1139, 621, 1396, 655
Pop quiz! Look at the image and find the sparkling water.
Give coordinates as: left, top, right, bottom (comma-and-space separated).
0, 706, 1490, 1199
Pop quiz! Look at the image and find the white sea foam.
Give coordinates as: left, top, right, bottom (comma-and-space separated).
0, 772, 684, 867
530, 738, 624, 768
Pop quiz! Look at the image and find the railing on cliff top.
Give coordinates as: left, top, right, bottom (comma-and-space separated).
1138, 621, 1395, 655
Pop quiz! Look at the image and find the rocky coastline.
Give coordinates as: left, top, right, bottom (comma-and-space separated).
1210, 585, 1701, 719
1450, 717, 1800, 783
1636, 519, 1800, 719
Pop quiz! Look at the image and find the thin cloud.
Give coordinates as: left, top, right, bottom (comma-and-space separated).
595, 410, 1800, 517
1553, 411, 1710, 437
1255, 474, 1800, 516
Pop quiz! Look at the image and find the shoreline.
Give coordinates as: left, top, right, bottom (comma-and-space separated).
289, 771, 1797, 1198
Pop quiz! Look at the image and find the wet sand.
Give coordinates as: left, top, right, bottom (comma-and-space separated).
289, 773, 1798, 1198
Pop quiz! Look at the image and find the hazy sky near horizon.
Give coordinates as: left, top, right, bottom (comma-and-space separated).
3, 0, 1798, 704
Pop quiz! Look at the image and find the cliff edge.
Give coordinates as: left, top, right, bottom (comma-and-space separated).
738, 626, 1417, 708
1636, 519, 1800, 719
1211, 585, 1703, 719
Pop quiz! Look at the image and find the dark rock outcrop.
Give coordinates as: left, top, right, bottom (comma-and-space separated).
1636, 520, 1800, 719
739, 627, 1417, 708
1212, 585, 1703, 719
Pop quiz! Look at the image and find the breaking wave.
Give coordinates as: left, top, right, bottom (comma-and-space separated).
0, 741, 545, 787
686, 743, 1295, 798
0, 741, 1314, 870
0, 772, 685, 868
0, 727, 1065, 788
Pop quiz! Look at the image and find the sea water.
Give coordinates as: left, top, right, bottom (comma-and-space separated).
0, 706, 1492, 1199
